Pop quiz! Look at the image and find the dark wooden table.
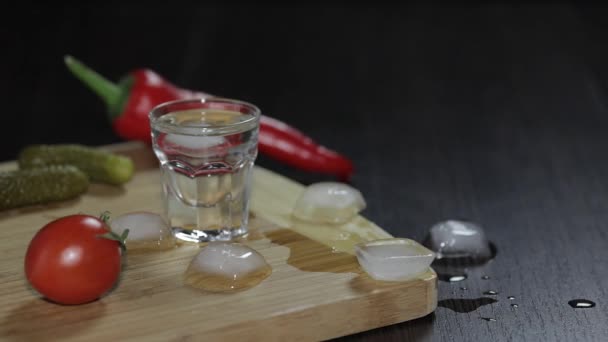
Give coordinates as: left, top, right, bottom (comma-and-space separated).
3, 4, 607, 341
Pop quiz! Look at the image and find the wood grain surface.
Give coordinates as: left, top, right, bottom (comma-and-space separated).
4, 3, 608, 341
0, 143, 436, 341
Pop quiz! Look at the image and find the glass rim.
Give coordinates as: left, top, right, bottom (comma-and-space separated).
149, 97, 261, 135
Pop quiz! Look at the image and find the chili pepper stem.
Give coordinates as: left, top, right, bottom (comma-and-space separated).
64, 55, 131, 120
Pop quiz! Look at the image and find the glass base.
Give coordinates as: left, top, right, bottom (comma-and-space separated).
172, 226, 248, 243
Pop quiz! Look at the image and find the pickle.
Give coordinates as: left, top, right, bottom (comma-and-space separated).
18, 144, 135, 185
0, 165, 89, 210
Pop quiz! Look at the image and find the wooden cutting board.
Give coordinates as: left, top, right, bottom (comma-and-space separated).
0, 142, 437, 341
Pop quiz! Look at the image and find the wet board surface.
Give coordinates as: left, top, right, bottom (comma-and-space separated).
0, 142, 437, 341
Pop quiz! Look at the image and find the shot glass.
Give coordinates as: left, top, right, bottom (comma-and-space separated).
149, 98, 260, 242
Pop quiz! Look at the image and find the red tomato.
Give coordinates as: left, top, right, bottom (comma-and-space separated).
24, 214, 123, 305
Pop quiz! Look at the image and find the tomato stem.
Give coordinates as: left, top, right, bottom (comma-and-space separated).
120, 229, 129, 243
99, 211, 111, 223
98, 229, 129, 252
96, 211, 128, 251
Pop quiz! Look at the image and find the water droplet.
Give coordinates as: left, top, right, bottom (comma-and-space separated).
481, 317, 497, 322
568, 299, 596, 309
511, 304, 519, 308
481, 275, 490, 280
438, 298, 497, 313
483, 290, 498, 295
438, 273, 468, 282
507, 296, 515, 300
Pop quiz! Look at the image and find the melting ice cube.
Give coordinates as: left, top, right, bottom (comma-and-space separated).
110, 212, 175, 251
424, 220, 492, 260
184, 242, 271, 292
292, 182, 366, 224
355, 238, 435, 281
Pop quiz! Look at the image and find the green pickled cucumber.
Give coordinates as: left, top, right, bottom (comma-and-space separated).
0, 165, 89, 210
18, 144, 135, 185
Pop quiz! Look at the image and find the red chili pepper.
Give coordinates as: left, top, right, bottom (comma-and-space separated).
64, 56, 353, 180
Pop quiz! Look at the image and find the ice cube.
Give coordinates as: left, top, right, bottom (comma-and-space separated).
184, 242, 271, 292
355, 238, 435, 281
424, 220, 492, 260
162, 134, 227, 159
292, 182, 366, 224
110, 212, 175, 251
165, 134, 226, 149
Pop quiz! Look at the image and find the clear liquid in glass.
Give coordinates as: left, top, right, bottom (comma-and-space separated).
151, 109, 258, 242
